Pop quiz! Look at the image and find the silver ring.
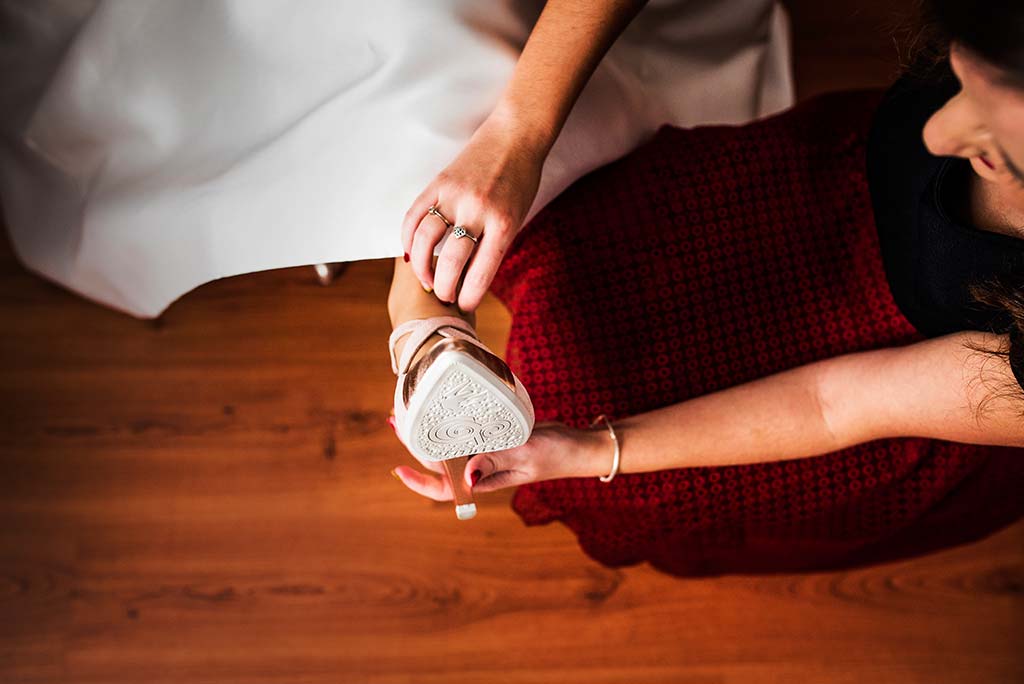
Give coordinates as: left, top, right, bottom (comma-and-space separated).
427, 205, 452, 228
452, 225, 479, 244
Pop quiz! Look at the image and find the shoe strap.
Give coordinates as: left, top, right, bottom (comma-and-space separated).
388, 316, 480, 375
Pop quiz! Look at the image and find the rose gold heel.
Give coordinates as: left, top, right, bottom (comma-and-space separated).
312, 262, 348, 285
442, 456, 476, 520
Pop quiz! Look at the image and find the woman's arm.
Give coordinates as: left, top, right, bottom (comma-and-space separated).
489, 0, 650, 160
392, 332, 1024, 499
590, 331, 1024, 478
402, 0, 649, 312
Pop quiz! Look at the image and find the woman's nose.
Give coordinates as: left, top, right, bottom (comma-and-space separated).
922, 90, 990, 159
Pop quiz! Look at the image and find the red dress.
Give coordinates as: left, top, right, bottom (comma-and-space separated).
489, 90, 1024, 576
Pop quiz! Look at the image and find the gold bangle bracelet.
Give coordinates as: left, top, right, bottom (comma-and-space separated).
590, 414, 620, 483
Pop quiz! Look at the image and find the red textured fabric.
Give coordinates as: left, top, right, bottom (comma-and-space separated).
489, 90, 1024, 576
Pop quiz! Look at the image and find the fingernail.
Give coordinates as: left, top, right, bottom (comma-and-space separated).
403, 252, 410, 263
390, 468, 402, 481
422, 283, 432, 293
387, 416, 396, 432
471, 469, 482, 486
979, 155, 996, 170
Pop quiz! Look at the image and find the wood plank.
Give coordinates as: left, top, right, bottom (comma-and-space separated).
2, 2, 1021, 680
2, 247, 1021, 683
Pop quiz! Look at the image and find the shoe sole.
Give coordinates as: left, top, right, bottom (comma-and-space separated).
400, 350, 534, 463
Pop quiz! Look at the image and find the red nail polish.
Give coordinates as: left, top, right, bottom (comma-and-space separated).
387, 416, 396, 432
979, 155, 996, 170
403, 252, 410, 262
471, 469, 482, 486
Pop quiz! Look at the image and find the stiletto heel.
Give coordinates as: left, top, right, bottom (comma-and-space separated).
313, 262, 348, 285
388, 316, 534, 519
442, 456, 476, 520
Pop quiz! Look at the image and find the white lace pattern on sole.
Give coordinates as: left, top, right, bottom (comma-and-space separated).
401, 351, 533, 462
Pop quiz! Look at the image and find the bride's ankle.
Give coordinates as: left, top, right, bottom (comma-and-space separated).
393, 332, 445, 370
390, 313, 481, 373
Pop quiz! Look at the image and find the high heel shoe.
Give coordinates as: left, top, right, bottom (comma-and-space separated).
388, 316, 535, 519
312, 262, 348, 285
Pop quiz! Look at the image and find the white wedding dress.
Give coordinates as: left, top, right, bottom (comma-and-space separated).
0, 0, 793, 318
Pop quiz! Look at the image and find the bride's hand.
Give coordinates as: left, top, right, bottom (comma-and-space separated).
390, 422, 608, 501
400, 109, 548, 313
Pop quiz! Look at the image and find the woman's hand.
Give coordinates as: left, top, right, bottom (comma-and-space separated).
400, 0, 650, 312
389, 421, 609, 501
400, 109, 548, 313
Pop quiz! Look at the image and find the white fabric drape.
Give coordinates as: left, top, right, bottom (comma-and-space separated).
0, 0, 793, 318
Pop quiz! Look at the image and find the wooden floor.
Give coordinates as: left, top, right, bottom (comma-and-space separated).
2, 3, 1022, 682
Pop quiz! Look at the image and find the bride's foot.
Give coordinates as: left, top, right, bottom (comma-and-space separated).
386, 257, 534, 520
392, 332, 443, 373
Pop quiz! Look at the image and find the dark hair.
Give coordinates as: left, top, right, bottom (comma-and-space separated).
915, 0, 1024, 409
927, 0, 1024, 76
